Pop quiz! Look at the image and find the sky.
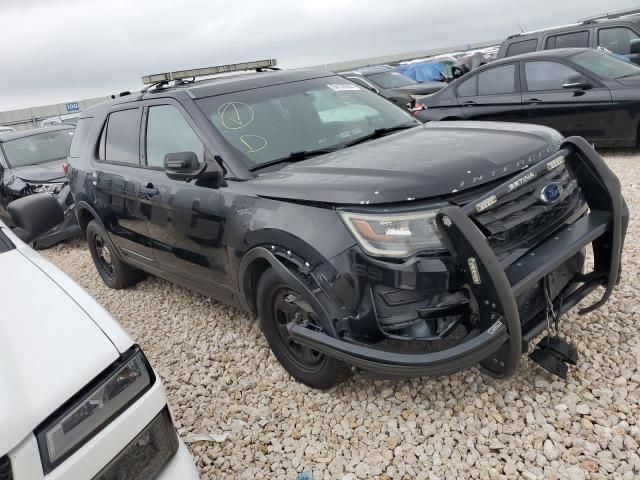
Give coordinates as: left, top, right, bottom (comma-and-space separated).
0, 0, 639, 111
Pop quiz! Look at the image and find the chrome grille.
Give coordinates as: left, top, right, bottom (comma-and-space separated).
474, 165, 585, 257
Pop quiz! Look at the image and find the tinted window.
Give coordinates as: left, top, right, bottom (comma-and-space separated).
103, 109, 140, 165
146, 105, 205, 168
456, 76, 477, 97
525, 61, 580, 91
546, 31, 589, 49
571, 49, 640, 79
506, 39, 538, 57
478, 65, 516, 95
598, 27, 640, 55
1, 129, 73, 167
69, 118, 92, 157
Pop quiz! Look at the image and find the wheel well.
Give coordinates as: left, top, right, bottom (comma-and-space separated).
77, 207, 95, 234
243, 258, 271, 315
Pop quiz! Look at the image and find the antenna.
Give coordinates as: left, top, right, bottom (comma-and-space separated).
516, 21, 524, 33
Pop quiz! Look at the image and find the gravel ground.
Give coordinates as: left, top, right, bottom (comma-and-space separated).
43, 150, 639, 480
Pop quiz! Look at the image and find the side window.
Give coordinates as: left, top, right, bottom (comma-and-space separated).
456, 76, 477, 97
546, 31, 590, 49
506, 39, 538, 57
146, 105, 205, 168
68, 117, 93, 158
100, 109, 141, 165
598, 27, 640, 55
477, 65, 516, 95
525, 61, 581, 91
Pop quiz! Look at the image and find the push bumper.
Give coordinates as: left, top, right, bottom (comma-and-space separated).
287, 136, 627, 378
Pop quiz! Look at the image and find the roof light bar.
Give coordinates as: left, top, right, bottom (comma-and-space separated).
142, 59, 278, 84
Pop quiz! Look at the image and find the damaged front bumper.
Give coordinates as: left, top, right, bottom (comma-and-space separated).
285, 136, 628, 379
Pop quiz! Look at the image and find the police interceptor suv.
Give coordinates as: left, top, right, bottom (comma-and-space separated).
68, 59, 627, 389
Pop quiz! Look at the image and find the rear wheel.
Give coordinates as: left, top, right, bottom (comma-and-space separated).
256, 268, 349, 389
86, 220, 142, 289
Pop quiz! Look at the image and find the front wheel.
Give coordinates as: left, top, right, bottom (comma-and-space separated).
256, 268, 349, 389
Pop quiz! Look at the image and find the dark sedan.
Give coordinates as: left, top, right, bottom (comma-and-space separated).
417, 48, 640, 147
0, 125, 79, 247
342, 66, 445, 109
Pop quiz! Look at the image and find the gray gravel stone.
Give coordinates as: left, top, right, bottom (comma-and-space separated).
42, 151, 640, 479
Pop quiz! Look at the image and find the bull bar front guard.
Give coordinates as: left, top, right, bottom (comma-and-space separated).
287, 137, 628, 378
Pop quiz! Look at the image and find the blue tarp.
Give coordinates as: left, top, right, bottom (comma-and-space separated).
395, 61, 446, 83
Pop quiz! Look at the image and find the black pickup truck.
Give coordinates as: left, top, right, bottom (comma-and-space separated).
67, 61, 627, 389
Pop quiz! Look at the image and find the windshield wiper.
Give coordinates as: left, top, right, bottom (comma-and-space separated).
341, 123, 418, 148
249, 147, 338, 171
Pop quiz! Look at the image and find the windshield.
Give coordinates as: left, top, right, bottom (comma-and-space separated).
1, 129, 73, 167
366, 71, 417, 88
571, 49, 640, 79
196, 76, 417, 169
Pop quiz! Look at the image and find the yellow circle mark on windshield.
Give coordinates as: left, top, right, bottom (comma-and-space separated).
239, 134, 268, 153
218, 102, 255, 130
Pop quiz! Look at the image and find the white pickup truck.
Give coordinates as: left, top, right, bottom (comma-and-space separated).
0, 194, 199, 479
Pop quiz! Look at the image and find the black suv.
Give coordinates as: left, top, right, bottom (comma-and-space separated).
68, 62, 627, 389
497, 9, 640, 63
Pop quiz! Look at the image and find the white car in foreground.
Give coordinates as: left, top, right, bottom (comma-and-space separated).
0, 194, 199, 479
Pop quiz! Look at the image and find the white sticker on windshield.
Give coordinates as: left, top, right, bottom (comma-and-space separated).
327, 83, 361, 91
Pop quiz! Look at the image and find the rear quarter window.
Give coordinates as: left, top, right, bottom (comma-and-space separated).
506, 39, 538, 57
68, 118, 93, 158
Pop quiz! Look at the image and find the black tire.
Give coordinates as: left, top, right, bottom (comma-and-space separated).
86, 220, 142, 289
256, 268, 349, 389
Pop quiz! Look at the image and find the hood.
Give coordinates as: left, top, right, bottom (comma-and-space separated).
0, 238, 124, 455
390, 82, 446, 95
9, 159, 66, 183
247, 121, 563, 205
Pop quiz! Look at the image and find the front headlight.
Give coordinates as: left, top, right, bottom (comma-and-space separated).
36, 347, 154, 472
339, 209, 446, 258
30, 182, 65, 195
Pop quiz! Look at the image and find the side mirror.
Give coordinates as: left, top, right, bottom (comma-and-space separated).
7, 193, 64, 244
164, 151, 224, 188
562, 75, 592, 90
164, 151, 199, 172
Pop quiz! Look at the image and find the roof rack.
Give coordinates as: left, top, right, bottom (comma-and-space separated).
141, 59, 278, 85
579, 8, 640, 23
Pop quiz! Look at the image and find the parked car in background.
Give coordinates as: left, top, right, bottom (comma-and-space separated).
342, 66, 445, 109
417, 48, 640, 147
497, 8, 640, 64
0, 125, 79, 247
0, 194, 199, 480
395, 59, 456, 83
68, 61, 626, 389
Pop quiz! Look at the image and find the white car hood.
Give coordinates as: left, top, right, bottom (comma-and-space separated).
0, 232, 132, 456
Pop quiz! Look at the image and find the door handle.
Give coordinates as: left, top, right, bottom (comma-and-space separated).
138, 183, 159, 198
461, 100, 477, 106
524, 98, 543, 105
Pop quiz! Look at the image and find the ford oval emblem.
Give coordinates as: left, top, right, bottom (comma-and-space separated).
540, 182, 563, 204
